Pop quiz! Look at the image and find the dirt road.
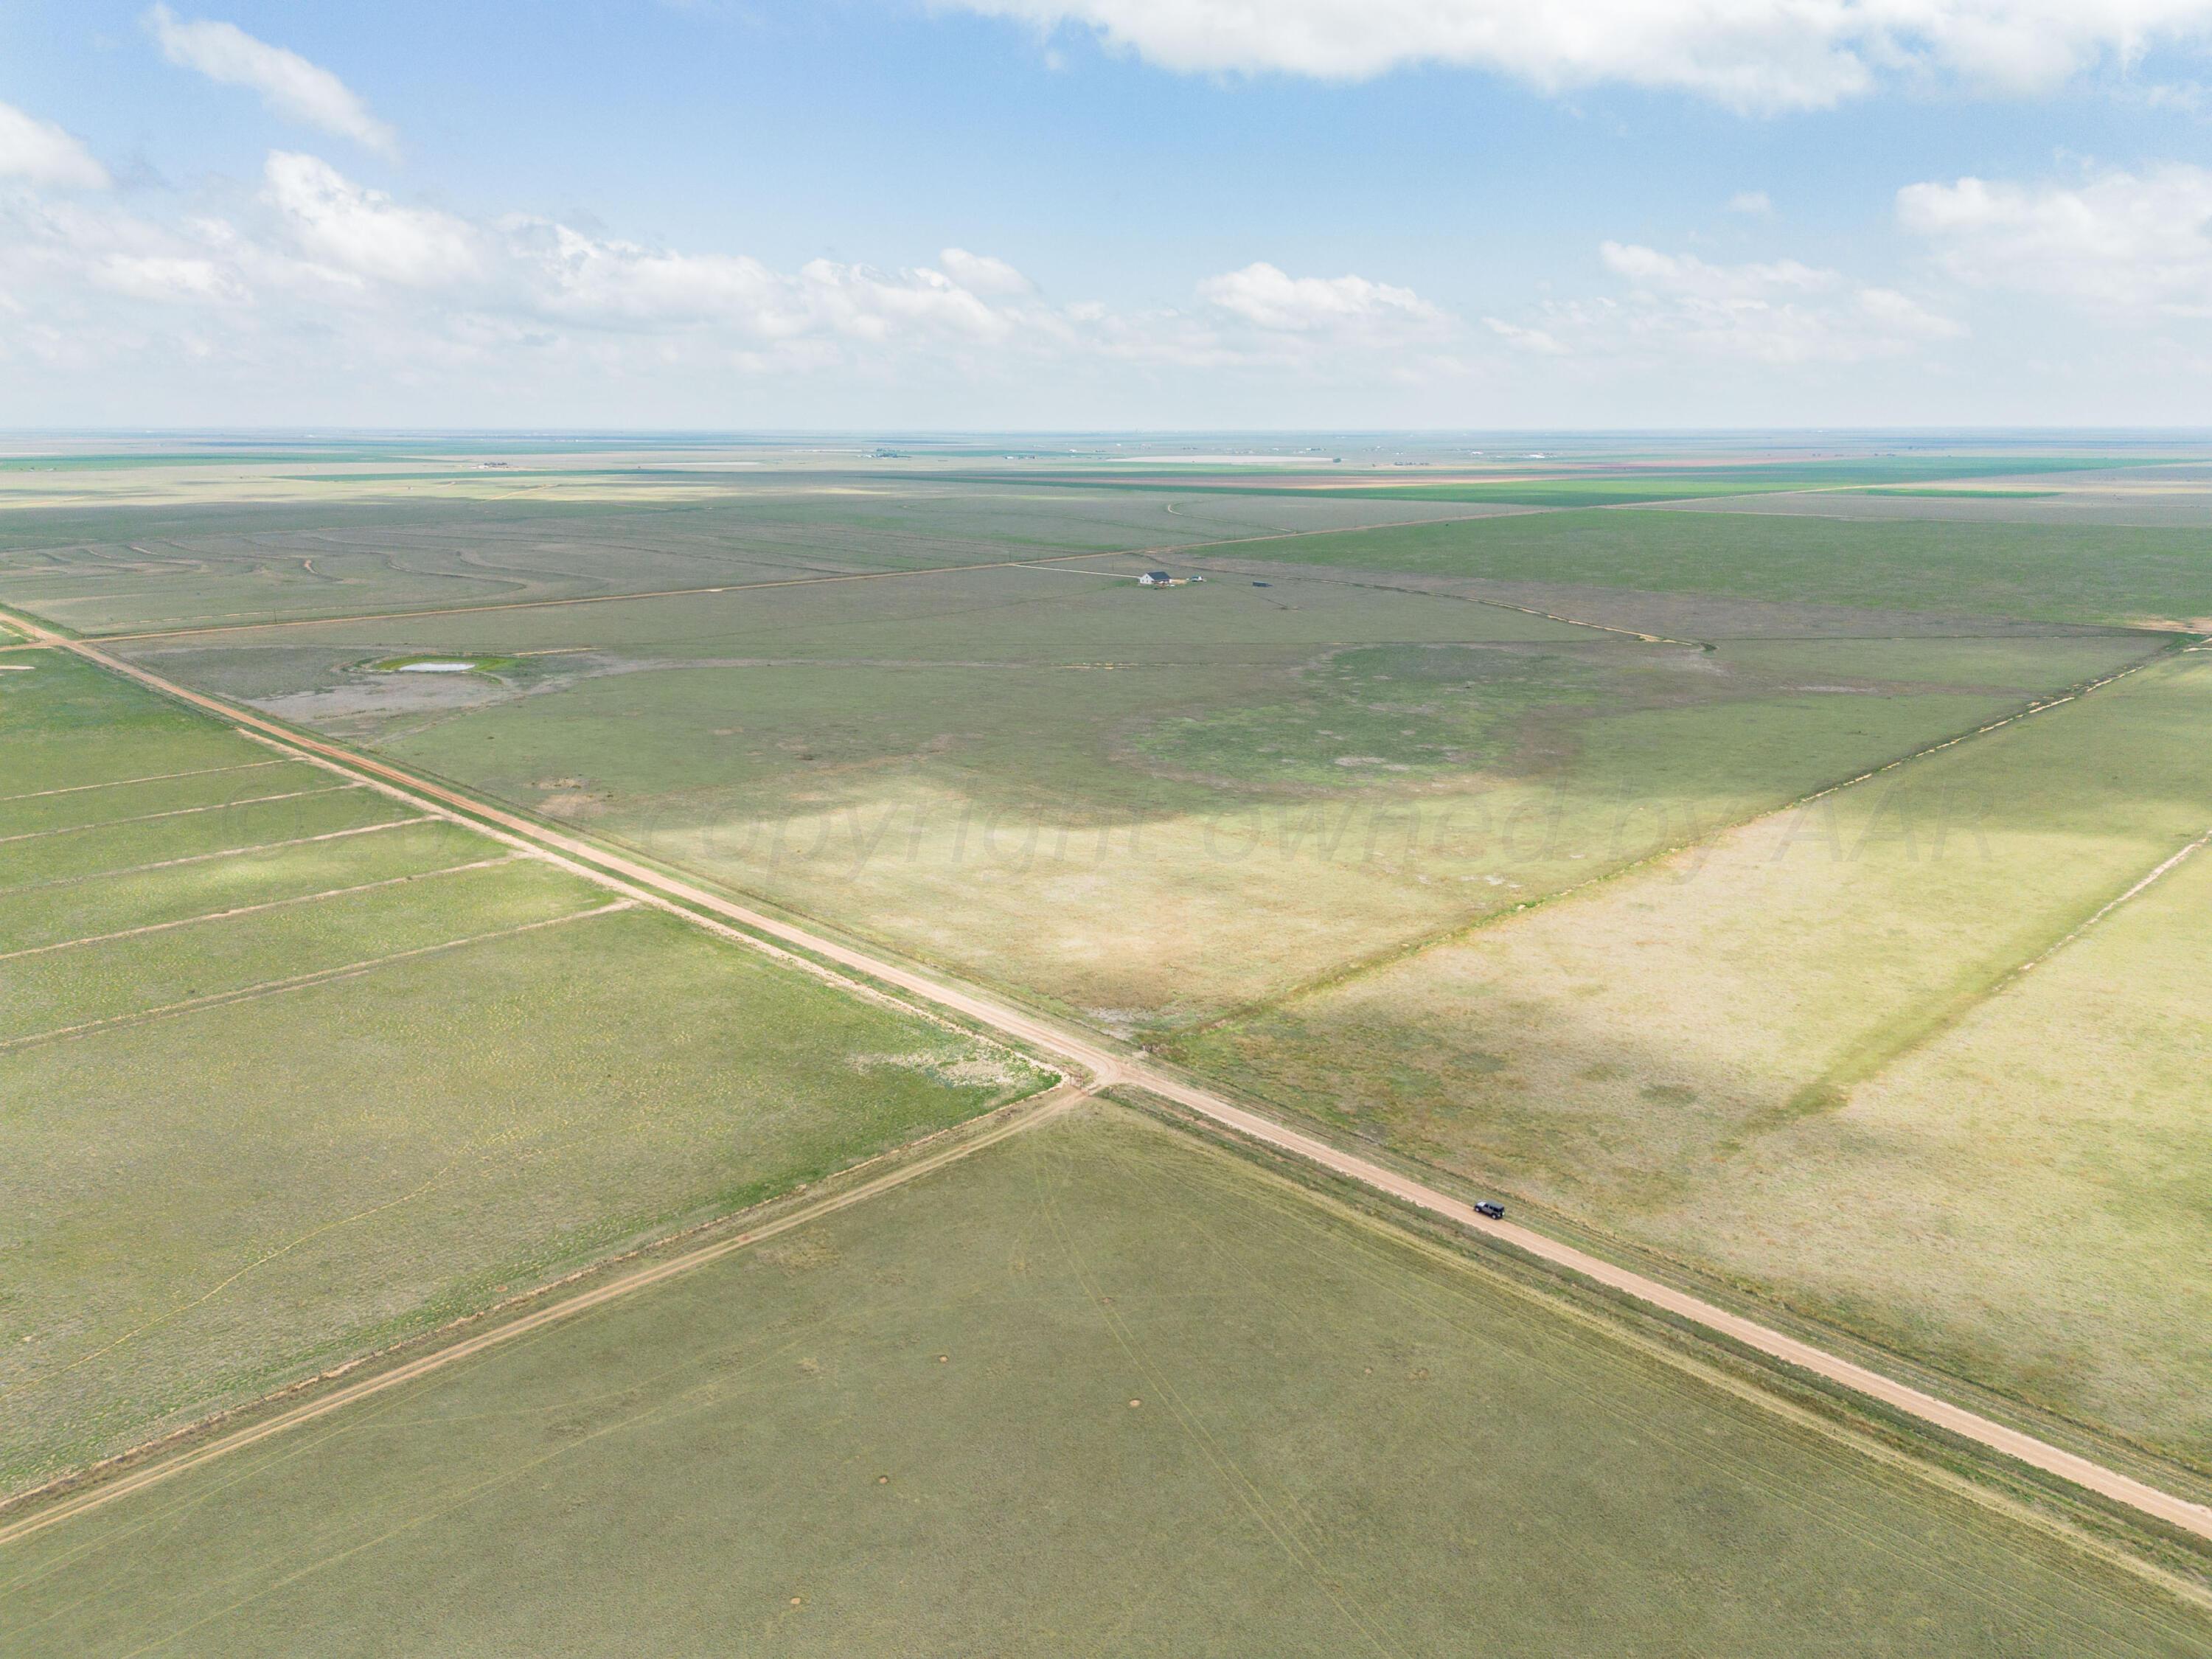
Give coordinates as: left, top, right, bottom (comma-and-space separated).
5, 604, 2210, 1548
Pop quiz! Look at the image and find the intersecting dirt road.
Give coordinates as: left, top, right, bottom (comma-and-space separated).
4, 602, 2208, 1548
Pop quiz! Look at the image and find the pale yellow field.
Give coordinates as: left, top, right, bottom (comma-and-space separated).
1681, 832, 2212, 1458
1180, 651, 2212, 1462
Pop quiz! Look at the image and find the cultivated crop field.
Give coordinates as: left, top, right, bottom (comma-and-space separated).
0, 649, 1048, 1494
5, 1105, 2202, 1658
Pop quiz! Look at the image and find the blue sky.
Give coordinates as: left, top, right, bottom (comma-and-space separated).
6, 0, 2212, 427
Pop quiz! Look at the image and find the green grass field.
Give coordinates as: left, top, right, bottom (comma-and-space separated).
105, 557, 2158, 1029
6, 453, 2212, 1637
0, 652, 1049, 1493
5, 1105, 2204, 1658
1174, 650, 2212, 1465
1237, 508, 2212, 625
0, 484, 1485, 636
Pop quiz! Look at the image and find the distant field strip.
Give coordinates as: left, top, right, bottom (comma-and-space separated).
1168, 551, 1713, 646
58, 509, 1525, 641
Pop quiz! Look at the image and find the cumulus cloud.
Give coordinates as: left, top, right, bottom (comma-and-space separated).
262, 152, 482, 287
147, 4, 398, 156
938, 247, 1034, 295
945, 0, 2212, 110
0, 100, 110, 190
1197, 262, 1446, 333
91, 254, 245, 305
1484, 315, 1568, 354
0, 151, 1206, 369
1486, 240, 1961, 364
1600, 241, 1832, 301
1899, 164, 2212, 316
1727, 189, 1775, 215
0, 147, 1473, 411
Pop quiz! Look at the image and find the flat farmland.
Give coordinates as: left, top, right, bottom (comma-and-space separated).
0, 482, 1494, 636
7, 465, 2211, 1624
5, 1105, 2204, 1659
1177, 650, 2212, 1464
0, 651, 1049, 1495
1239, 507, 2212, 625
102, 549, 2159, 1030
1654, 487, 2212, 531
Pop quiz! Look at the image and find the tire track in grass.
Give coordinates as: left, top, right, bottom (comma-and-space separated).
0, 760, 285, 805
0, 1087, 1083, 1549
0, 817, 429, 900
0, 855, 518, 961
0, 785, 358, 846
1027, 1134, 1408, 1659
1753, 814, 2212, 1143
0, 900, 632, 1055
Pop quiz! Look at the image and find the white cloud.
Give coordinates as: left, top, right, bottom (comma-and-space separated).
0, 145, 1996, 424
1899, 164, 2212, 316
1484, 316, 1568, 354
91, 254, 245, 305
147, 4, 398, 156
945, 0, 2212, 111
938, 247, 1034, 295
1489, 241, 1962, 364
1197, 262, 1446, 333
0, 100, 110, 190
1727, 189, 1775, 215
262, 151, 482, 288
1601, 241, 1834, 301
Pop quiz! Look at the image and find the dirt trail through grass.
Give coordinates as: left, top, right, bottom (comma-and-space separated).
0, 1087, 1082, 1548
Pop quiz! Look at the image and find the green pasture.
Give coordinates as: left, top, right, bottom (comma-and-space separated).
124, 557, 2160, 1027
1243, 508, 2212, 625
0, 486, 1480, 636
7, 1105, 2203, 1659
0, 818, 490, 955
1175, 650, 2212, 1464
0, 653, 1050, 1493
1, 650, 269, 790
